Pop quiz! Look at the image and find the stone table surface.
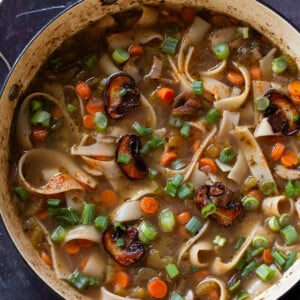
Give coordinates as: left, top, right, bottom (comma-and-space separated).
0, 0, 300, 299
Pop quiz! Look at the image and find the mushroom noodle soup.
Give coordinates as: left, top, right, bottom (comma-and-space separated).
9, 4, 300, 300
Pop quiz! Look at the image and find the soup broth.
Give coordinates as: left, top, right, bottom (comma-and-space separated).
9, 4, 300, 300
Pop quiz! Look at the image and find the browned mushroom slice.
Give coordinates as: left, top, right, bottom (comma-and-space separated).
104, 72, 140, 120
102, 225, 145, 266
116, 134, 148, 179
195, 182, 243, 226
172, 93, 201, 116
263, 90, 300, 136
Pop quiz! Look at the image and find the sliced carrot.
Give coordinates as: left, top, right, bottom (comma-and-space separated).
271, 143, 285, 160
177, 211, 191, 225
182, 7, 196, 23
227, 71, 244, 86
160, 151, 178, 167
262, 248, 274, 264
32, 127, 49, 141
280, 150, 298, 168
83, 114, 95, 129
65, 240, 80, 254
250, 65, 261, 80
100, 189, 118, 206
114, 271, 130, 289
147, 278, 168, 298
75, 82, 92, 101
129, 44, 144, 56
192, 140, 201, 154
247, 189, 263, 201
86, 98, 104, 115
157, 87, 175, 105
209, 289, 219, 300
36, 210, 49, 221
291, 94, 300, 105
78, 239, 94, 248
40, 251, 52, 267
79, 256, 89, 270
199, 158, 217, 174
289, 80, 300, 97
140, 196, 159, 214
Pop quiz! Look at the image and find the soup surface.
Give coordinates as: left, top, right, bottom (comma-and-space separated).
9, 4, 300, 300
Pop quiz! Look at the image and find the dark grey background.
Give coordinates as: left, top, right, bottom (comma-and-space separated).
0, 0, 299, 299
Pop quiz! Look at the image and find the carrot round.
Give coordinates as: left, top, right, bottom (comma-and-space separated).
280, 150, 298, 168
65, 240, 80, 254
83, 114, 95, 129
140, 196, 159, 214
262, 248, 273, 264
177, 211, 191, 225
86, 99, 104, 115
32, 127, 49, 141
40, 251, 52, 267
271, 143, 285, 160
36, 210, 49, 221
160, 151, 178, 167
157, 87, 175, 105
250, 65, 261, 80
182, 7, 196, 23
78, 239, 94, 248
114, 271, 130, 289
100, 189, 118, 206
199, 158, 217, 174
129, 44, 144, 56
289, 80, 300, 97
75, 82, 92, 101
147, 278, 168, 298
227, 71, 244, 86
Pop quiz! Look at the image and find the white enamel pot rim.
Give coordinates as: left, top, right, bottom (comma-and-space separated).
0, 0, 299, 299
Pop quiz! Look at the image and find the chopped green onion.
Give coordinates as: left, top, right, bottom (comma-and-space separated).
237, 27, 249, 39
164, 180, 178, 197
185, 217, 202, 235
279, 214, 291, 227
147, 135, 164, 149
268, 216, 281, 232
255, 96, 270, 112
68, 269, 99, 291
161, 36, 179, 54
112, 48, 130, 64
191, 266, 201, 272
171, 293, 185, 300
172, 174, 184, 187
235, 237, 245, 249
252, 235, 269, 249
47, 198, 61, 207
192, 81, 204, 95
241, 196, 259, 211
14, 186, 28, 202
118, 88, 127, 98
94, 112, 108, 133
205, 108, 220, 125
261, 181, 275, 195
272, 57, 288, 74
177, 183, 194, 200
81, 203, 95, 225
213, 235, 227, 247
213, 42, 230, 60
138, 221, 157, 244
171, 159, 186, 170
113, 221, 126, 231
272, 250, 286, 267
30, 110, 51, 127
235, 259, 246, 270
51, 225, 66, 243
48, 207, 79, 226
80, 54, 98, 69
66, 103, 78, 113
165, 22, 180, 34
169, 116, 183, 128
235, 291, 250, 300
255, 264, 275, 281
180, 122, 191, 137
283, 250, 297, 270
229, 279, 241, 292
280, 225, 299, 245
241, 261, 257, 278
201, 202, 217, 218
117, 154, 131, 164
285, 180, 300, 198
166, 263, 180, 279
140, 143, 150, 154
31, 100, 42, 111
149, 168, 158, 180
94, 216, 109, 231
219, 147, 236, 164
132, 122, 152, 137
293, 115, 299, 122
251, 247, 265, 258
160, 209, 176, 232
116, 237, 125, 247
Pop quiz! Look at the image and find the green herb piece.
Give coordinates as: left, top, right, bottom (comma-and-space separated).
171, 159, 186, 170
161, 36, 179, 54
279, 214, 291, 227
117, 154, 131, 164
180, 122, 191, 137
112, 48, 130, 64
116, 237, 125, 247
251, 247, 265, 258
138, 221, 157, 244
285, 180, 300, 198
47, 198, 61, 207
255, 264, 275, 281
147, 135, 165, 149
66, 103, 78, 113
80, 54, 98, 69
219, 147, 236, 163
185, 217, 202, 235
165, 22, 180, 34
252, 235, 269, 249
213, 235, 226, 247
272, 57, 288, 74
160, 209, 176, 232
280, 225, 299, 245
132, 121, 152, 137
229, 279, 241, 292
235, 237, 245, 249
30, 100, 42, 112
283, 250, 297, 270
166, 263, 180, 279
68, 269, 99, 291
235, 258, 246, 270
30, 110, 51, 127
293, 115, 299, 122
94, 112, 108, 133
51, 225, 66, 243
272, 250, 286, 267
177, 183, 194, 200
94, 216, 109, 231
192, 81, 204, 95
255, 96, 270, 112
205, 108, 220, 125
14, 186, 28, 202
237, 27, 249, 39
241, 261, 257, 278
241, 196, 259, 211
149, 168, 158, 180
261, 181, 275, 195
48, 207, 80, 226
113, 221, 126, 231
81, 204, 95, 225
201, 202, 217, 218
268, 216, 281, 232
213, 42, 230, 60
118, 88, 127, 98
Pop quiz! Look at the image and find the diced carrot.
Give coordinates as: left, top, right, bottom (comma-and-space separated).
280, 150, 298, 168
79, 256, 89, 270
114, 271, 130, 289
227, 71, 244, 86
32, 127, 49, 141
147, 278, 168, 298
289, 80, 300, 97
65, 240, 80, 254
291, 94, 300, 105
86, 98, 104, 115
83, 114, 95, 129
177, 211, 191, 225
250, 65, 261, 80
271, 143, 285, 160
140, 196, 159, 214
182, 7, 196, 23
157, 87, 175, 105
40, 251, 52, 267
262, 248, 274, 264
129, 44, 144, 56
100, 189, 118, 206
209, 289, 219, 300
192, 140, 201, 154
36, 210, 49, 221
75, 82, 92, 101
193, 269, 209, 281
199, 158, 217, 174
247, 189, 263, 201
160, 151, 178, 167
78, 239, 94, 248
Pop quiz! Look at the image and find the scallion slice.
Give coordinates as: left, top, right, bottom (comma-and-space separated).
237, 26, 249, 39
94, 216, 109, 231
161, 36, 179, 54
164, 179, 178, 197
81, 203, 95, 225
279, 214, 291, 227
180, 122, 191, 137
272, 250, 286, 267
132, 121, 152, 137
213, 42, 230, 60
255, 264, 275, 281
201, 202, 217, 218
14, 186, 28, 202
30, 100, 42, 111
235, 237, 245, 249
213, 235, 226, 247
235, 258, 246, 270
80, 54, 98, 69
166, 263, 180, 279
219, 147, 236, 164
138, 221, 157, 244
165, 22, 180, 34
241, 261, 257, 278
241, 196, 259, 211
68, 269, 99, 291
177, 183, 194, 200
147, 135, 165, 149
229, 279, 241, 292
255, 96, 270, 111
192, 81, 204, 95
30, 110, 51, 127
149, 168, 158, 180
119, 88, 127, 97
252, 235, 269, 249
171, 293, 185, 300
117, 154, 131, 164
47, 198, 61, 207
185, 217, 202, 235
283, 250, 297, 270
112, 48, 130, 64
205, 108, 220, 125
160, 209, 176, 232
48, 207, 79, 226
171, 159, 186, 170
272, 57, 288, 74
116, 237, 125, 247
268, 216, 281, 232
66, 103, 78, 113
51, 225, 66, 243
285, 180, 300, 198
94, 112, 108, 133
280, 225, 299, 245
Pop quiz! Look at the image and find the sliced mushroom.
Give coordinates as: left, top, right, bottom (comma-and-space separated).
264, 90, 300, 136
104, 72, 140, 120
123, 57, 143, 84
102, 225, 145, 266
172, 93, 201, 116
195, 182, 243, 226
115, 134, 148, 179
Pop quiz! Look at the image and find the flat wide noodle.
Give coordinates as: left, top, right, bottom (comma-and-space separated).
100, 287, 138, 300
228, 151, 249, 184
81, 251, 106, 280
196, 277, 228, 300
140, 93, 157, 128
275, 164, 300, 180
65, 190, 85, 212
262, 196, 294, 217
64, 225, 101, 244
189, 241, 214, 268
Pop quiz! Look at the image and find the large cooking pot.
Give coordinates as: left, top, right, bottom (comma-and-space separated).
0, 0, 300, 299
